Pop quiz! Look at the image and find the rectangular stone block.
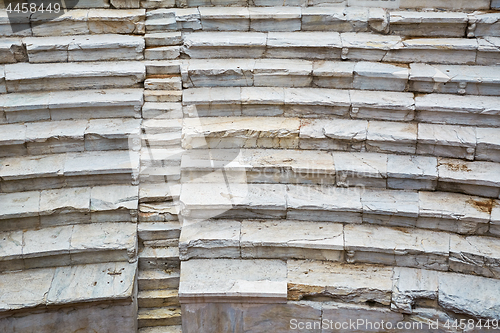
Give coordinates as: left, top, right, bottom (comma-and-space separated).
241, 220, 344, 261
179, 259, 287, 303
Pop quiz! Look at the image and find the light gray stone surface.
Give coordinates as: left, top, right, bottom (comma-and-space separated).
438, 272, 500, 320
391, 267, 438, 314
361, 189, 419, 227
344, 224, 449, 270
387, 155, 437, 190
288, 260, 393, 305
437, 158, 500, 198
418, 191, 491, 235
179, 259, 287, 303
241, 220, 344, 261
286, 185, 362, 223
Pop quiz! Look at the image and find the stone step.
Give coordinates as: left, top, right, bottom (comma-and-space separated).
0, 261, 136, 315
138, 269, 180, 291
179, 59, 500, 97
138, 326, 182, 333
180, 184, 498, 235
140, 148, 184, 168
143, 132, 182, 148
144, 90, 183, 103
0, 185, 138, 232
23, 35, 145, 63
138, 307, 182, 328
0, 150, 139, 193
139, 246, 180, 270
139, 202, 180, 223
138, 221, 181, 241
0, 222, 137, 273
142, 102, 183, 119
182, 88, 500, 126
144, 8, 500, 37
139, 165, 181, 184
3, 61, 145, 92
145, 46, 181, 61
138, 289, 179, 308
0, 89, 143, 123
181, 32, 499, 66
182, 117, 500, 163
181, 149, 441, 190
179, 258, 287, 304
145, 32, 183, 47
0, 89, 144, 124
145, 77, 182, 90
139, 183, 181, 203
144, 0, 494, 10
0, 9, 146, 38
0, 118, 141, 157
179, 219, 500, 278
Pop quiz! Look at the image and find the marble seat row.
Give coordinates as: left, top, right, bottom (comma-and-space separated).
179, 259, 500, 322
0, 62, 145, 92
0, 150, 139, 193
0, 89, 144, 124
180, 31, 500, 66
146, 7, 500, 37
178, 60, 500, 96
181, 117, 500, 164
0, 9, 145, 38
181, 149, 500, 193
0, 184, 138, 231
0, 222, 137, 273
0, 261, 137, 332
178, 219, 500, 279
0, 118, 141, 157
180, 183, 500, 235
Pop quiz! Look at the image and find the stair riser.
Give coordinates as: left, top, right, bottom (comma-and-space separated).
138, 298, 180, 308
139, 278, 180, 291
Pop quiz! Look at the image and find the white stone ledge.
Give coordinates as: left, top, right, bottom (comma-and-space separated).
180, 115, 499, 163
0, 118, 141, 157
3, 62, 145, 92
179, 31, 498, 65
0, 185, 138, 231
23, 35, 145, 63
180, 60, 500, 98
0, 262, 136, 313
177, 218, 500, 277
180, 182, 497, 235
179, 259, 287, 303
0, 150, 140, 193
0, 222, 137, 273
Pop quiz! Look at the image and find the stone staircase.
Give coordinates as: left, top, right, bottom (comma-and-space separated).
0, 0, 499, 331
151, 1, 500, 332
0, 6, 146, 332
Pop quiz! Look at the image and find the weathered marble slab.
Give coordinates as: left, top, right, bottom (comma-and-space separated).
391, 267, 438, 314
389, 11, 467, 37
344, 224, 449, 271
4, 62, 145, 92
437, 158, 500, 198
415, 94, 500, 127
387, 155, 437, 190
361, 189, 419, 228
179, 259, 287, 303
286, 184, 362, 223
418, 191, 490, 235
179, 220, 241, 260
332, 151, 387, 188
241, 220, 344, 261
288, 260, 393, 305
182, 117, 300, 149
410, 63, 500, 96
180, 183, 287, 219
449, 234, 500, 278
417, 123, 476, 160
